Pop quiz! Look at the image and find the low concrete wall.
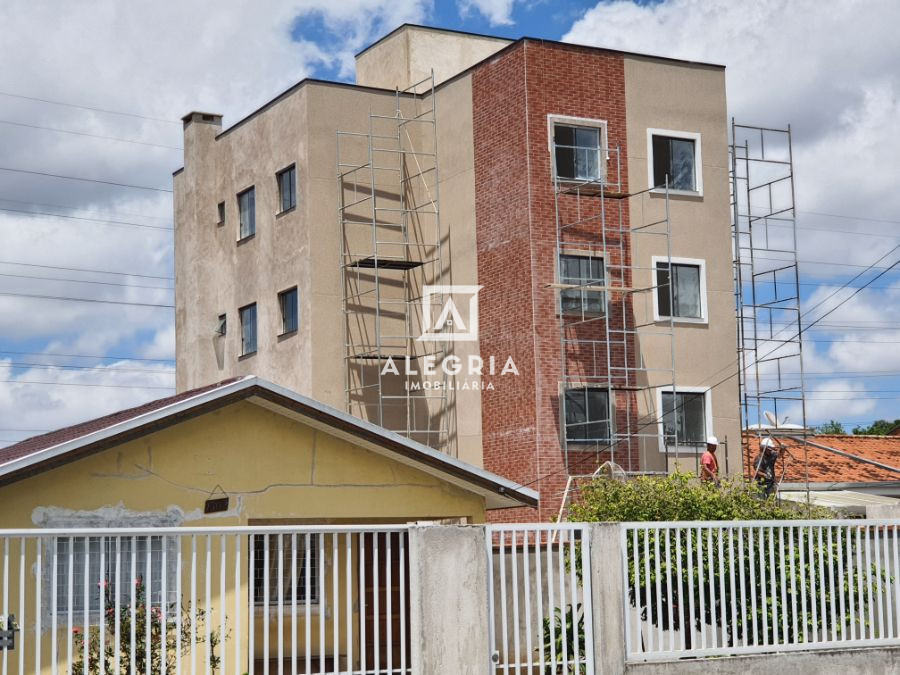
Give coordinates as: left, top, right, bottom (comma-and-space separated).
626, 646, 900, 674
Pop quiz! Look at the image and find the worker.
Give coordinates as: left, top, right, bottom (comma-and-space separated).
700, 436, 719, 483
753, 437, 780, 497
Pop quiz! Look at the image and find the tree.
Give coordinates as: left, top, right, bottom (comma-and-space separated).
852, 419, 900, 435
72, 577, 222, 675
816, 419, 845, 434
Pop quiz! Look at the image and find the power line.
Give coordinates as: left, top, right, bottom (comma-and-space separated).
0, 271, 172, 291
511, 246, 900, 490
0, 291, 173, 308
3, 361, 174, 375
0, 196, 172, 222
0, 349, 173, 363
0, 260, 172, 281
0, 379, 174, 390
0, 206, 173, 232
0, 90, 181, 125
0, 166, 173, 193
0, 119, 182, 150
799, 210, 900, 227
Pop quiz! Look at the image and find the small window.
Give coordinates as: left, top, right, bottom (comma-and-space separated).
278, 287, 298, 335
240, 303, 257, 356
554, 124, 602, 181
559, 254, 605, 316
252, 534, 318, 605
53, 536, 176, 615
650, 133, 698, 192
563, 387, 611, 442
277, 165, 296, 213
217, 201, 225, 226
238, 187, 256, 240
662, 390, 707, 447
216, 313, 226, 336
656, 262, 702, 319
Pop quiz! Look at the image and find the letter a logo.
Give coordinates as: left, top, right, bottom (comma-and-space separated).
418, 285, 482, 342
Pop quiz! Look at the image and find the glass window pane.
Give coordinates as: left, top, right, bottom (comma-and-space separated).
574, 126, 600, 148
555, 146, 575, 179
239, 188, 256, 238
554, 125, 575, 146
682, 393, 706, 444
241, 304, 257, 354
674, 264, 701, 318
656, 263, 672, 317
652, 135, 670, 188
670, 138, 696, 191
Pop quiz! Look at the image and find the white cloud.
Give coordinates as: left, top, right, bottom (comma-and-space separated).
0, 0, 428, 442
458, 0, 517, 26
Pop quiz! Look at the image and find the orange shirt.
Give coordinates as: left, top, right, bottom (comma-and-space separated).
700, 451, 718, 481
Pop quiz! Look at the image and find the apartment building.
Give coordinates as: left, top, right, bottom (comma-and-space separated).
174, 25, 741, 520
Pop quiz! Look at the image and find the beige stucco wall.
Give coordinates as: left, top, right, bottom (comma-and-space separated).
175, 78, 483, 464
355, 25, 510, 90
623, 56, 742, 474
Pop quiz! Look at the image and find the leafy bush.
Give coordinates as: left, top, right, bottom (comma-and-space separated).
567, 472, 883, 647
541, 604, 585, 674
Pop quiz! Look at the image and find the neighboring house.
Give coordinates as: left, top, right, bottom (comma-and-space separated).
0, 376, 535, 669
0, 376, 535, 526
173, 23, 740, 520
745, 434, 900, 514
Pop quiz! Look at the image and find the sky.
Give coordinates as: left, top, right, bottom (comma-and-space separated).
0, 0, 898, 447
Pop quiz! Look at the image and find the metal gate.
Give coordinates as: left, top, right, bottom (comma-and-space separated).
487, 523, 594, 673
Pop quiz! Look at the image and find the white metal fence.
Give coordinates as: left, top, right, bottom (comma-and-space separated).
487, 523, 594, 674
621, 520, 900, 661
0, 525, 410, 675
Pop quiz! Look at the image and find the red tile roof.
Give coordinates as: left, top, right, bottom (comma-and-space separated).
745, 434, 900, 484
0, 377, 245, 466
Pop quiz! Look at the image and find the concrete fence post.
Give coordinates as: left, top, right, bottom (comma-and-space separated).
408, 524, 491, 674
590, 523, 627, 675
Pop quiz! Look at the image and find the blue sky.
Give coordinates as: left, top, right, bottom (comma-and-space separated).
0, 0, 898, 446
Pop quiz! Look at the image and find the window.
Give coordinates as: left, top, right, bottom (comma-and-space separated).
252, 534, 318, 605
661, 390, 708, 448
217, 201, 225, 226
559, 254, 605, 316
277, 165, 296, 213
240, 303, 257, 356
553, 122, 603, 181
53, 536, 176, 615
648, 130, 701, 193
654, 258, 705, 321
238, 187, 256, 240
216, 313, 226, 336
563, 387, 611, 442
278, 287, 298, 335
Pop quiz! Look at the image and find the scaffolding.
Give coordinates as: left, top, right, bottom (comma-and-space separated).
730, 121, 809, 482
337, 73, 454, 453
551, 142, 685, 477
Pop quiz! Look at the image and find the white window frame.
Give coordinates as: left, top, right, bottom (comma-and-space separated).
651, 255, 708, 325
251, 533, 321, 612
656, 386, 713, 455
547, 114, 609, 182
646, 128, 703, 196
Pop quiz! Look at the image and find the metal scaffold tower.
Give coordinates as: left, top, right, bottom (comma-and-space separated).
730, 121, 809, 475
337, 72, 454, 453
551, 142, 682, 478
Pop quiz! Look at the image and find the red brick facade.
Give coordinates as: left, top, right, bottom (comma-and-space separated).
473, 41, 635, 521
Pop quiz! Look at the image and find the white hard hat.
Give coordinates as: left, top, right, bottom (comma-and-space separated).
706, 436, 719, 446
761, 437, 775, 449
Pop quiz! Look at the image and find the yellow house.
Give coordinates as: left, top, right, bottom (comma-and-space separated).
0, 376, 536, 673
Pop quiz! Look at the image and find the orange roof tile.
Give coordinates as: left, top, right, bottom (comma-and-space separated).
744, 434, 900, 484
